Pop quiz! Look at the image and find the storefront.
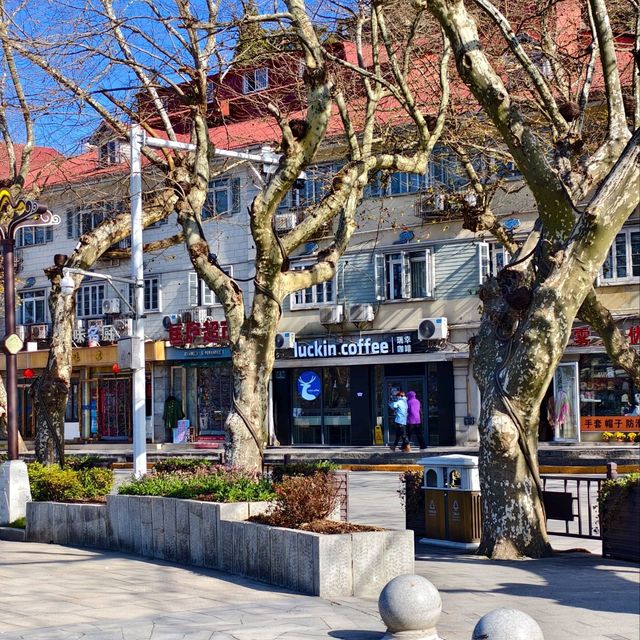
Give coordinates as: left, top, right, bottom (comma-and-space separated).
272, 331, 456, 446
542, 320, 640, 443
5, 340, 164, 442
164, 346, 233, 442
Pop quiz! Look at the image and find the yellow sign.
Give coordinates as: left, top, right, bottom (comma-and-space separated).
374, 423, 384, 445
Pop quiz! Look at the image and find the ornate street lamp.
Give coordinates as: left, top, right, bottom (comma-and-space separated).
0, 189, 60, 523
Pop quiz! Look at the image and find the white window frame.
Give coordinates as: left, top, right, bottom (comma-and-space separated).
18, 288, 48, 324
598, 229, 640, 285
98, 139, 119, 165
203, 177, 241, 219
242, 68, 268, 94
144, 277, 161, 312
16, 225, 53, 248
188, 266, 233, 307
478, 242, 510, 282
290, 262, 335, 309
76, 283, 106, 318
375, 248, 435, 301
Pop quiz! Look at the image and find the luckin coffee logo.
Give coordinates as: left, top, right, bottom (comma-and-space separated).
296, 371, 321, 401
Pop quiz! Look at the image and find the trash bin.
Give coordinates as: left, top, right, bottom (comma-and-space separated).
417, 454, 481, 549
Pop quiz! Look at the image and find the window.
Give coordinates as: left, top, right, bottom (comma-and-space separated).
290, 263, 335, 309
364, 170, 428, 198
278, 163, 337, 210
18, 289, 47, 324
144, 277, 160, 312
98, 140, 119, 165
188, 267, 233, 307
242, 68, 268, 94
375, 249, 435, 300
16, 225, 53, 247
67, 202, 122, 238
600, 229, 640, 284
131, 278, 161, 312
478, 242, 510, 282
76, 283, 106, 317
203, 178, 241, 219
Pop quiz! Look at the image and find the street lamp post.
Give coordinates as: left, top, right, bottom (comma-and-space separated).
0, 190, 60, 523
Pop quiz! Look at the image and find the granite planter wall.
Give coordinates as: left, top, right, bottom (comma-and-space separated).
600, 481, 640, 563
26, 495, 413, 597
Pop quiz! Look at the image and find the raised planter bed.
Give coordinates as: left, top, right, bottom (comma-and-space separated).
600, 478, 640, 563
26, 495, 413, 597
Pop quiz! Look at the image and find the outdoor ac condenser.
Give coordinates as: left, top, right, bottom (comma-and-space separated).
275, 332, 296, 349
418, 317, 448, 341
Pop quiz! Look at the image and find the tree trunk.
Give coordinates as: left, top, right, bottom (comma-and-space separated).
34, 285, 75, 465
225, 330, 276, 471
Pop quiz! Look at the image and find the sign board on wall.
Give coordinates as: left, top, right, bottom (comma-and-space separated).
290, 333, 415, 359
581, 416, 640, 432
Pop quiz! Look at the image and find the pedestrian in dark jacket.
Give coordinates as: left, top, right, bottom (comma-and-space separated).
406, 390, 427, 450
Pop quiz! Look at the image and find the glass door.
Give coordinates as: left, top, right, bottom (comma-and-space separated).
383, 376, 426, 446
552, 363, 581, 442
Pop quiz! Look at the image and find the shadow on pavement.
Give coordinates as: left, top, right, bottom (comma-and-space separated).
415, 543, 639, 616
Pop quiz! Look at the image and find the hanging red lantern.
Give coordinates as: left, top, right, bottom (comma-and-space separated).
23, 368, 35, 379
112, 363, 120, 374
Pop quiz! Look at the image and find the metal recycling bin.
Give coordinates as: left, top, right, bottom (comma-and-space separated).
418, 454, 481, 547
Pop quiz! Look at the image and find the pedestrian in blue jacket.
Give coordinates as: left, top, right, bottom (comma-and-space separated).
389, 391, 410, 452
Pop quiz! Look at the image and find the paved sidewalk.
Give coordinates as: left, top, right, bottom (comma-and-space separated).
0, 472, 637, 639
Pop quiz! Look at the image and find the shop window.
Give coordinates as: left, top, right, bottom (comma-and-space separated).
599, 229, 640, 285
579, 355, 638, 419
76, 282, 106, 317
203, 178, 241, 218
18, 289, 48, 324
375, 249, 435, 300
188, 267, 233, 307
290, 263, 335, 309
242, 67, 268, 94
291, 368, 351, 445
478, 242, 510, 282
65, 380, 79, 422
16, 225, 53, 248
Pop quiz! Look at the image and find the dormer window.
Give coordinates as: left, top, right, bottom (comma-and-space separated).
98, 140, 119, 165
242, 68, 268, 94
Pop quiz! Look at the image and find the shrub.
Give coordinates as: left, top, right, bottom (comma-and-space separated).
28, 462, 114, 502
152, 457, 217, 474
118, 466, 275, 502
270, 460, 338, 484
28, 463, 84, 502
77, 467, 114, 498
601, 432, 614, 442
626, 432, 638, 443
261, 471, 338, 529
7, 517, 26, 529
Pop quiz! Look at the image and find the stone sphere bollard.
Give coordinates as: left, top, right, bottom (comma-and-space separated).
378, 574, 442, 639
472, 608, 544, 640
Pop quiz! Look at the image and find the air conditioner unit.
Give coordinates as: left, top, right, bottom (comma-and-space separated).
416, 193, 446, 219
114, 318, 133, 336
75, 319, 85, 331
319, 304, 344, 325
418, 317, 448, 341
29, 324, 48, 340
162, 314, 182, 329
16, 325, 27, 342
184, 308, 208, 323
348, 304, 375, 323
102, 298, 121, 314
274, 212, 297, 231
275, 331, 296, 349
87, 318, 105, 330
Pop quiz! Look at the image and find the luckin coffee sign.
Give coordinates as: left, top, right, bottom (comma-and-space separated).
292, 334, 414, 358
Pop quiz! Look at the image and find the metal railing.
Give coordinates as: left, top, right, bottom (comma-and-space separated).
541, 474, 603, 539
